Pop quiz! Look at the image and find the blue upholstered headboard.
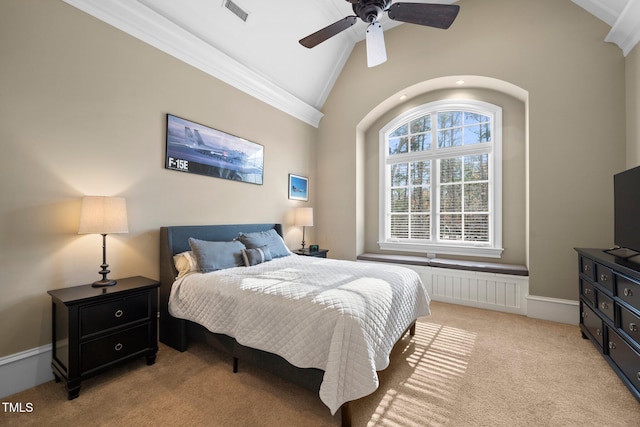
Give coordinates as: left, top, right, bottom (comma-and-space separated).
158, 223, 282, 350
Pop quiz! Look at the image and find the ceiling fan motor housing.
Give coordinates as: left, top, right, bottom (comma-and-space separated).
353, 0, 391, 23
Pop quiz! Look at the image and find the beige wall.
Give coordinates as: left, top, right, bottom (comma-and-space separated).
316, 0, 626, 300
1, 0, 635, 359
0, 1, 316, 357
627, 43, 640, 167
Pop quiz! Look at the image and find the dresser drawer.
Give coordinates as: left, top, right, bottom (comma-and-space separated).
617, 275, 640, 308
580, 256, 595, 281
81, 323, 150, 374
608, 330, 640, 392
619, 305, 640, 347
81, 292, 151, 337
596, 265, 614, 293
596, 291, 615, 322
580, 279, 596, 306
581, 303, 604, 348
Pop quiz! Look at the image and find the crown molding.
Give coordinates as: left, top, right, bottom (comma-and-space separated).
572, 0, 622, 26
62, 0, 324, 127
573, 0, 640, 56
605, 0, 640, 56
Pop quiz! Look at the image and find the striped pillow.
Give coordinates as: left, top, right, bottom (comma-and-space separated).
242, 245, 273, 266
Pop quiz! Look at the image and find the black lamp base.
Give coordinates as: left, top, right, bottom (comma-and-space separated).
92, 255, 117, 287
92, 279, 117, 287
92, 234, 118, 287
300, 226, 307, 250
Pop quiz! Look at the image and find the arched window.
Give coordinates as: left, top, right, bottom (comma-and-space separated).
379, 99, 503, 257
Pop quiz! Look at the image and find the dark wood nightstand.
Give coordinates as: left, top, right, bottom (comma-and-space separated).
47, 276, 159, 399
293, 248, 328, 258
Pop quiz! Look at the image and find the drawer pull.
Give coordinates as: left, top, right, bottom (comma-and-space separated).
114, 343, 123, 351
596, 328, 601, 336
600, 274, 608, 281
608, 342, 616, 350
623, 288, 633, 297
630, 323, 638, 333
115, 309, 124, 318
584, 288, 591, 296
584, 264, 591, 272
600, 302, 609, 310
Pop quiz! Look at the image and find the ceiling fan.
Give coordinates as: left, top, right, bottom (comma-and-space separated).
299, 1, 460, 67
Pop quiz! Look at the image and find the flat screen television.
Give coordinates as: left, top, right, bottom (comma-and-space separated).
612, 165, 640, 259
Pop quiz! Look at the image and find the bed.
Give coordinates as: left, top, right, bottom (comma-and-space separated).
159, 223, 430, 425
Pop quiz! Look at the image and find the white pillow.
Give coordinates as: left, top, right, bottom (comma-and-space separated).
173, 251, 198, 278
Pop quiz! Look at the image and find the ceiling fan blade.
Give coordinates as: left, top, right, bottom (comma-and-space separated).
299, 16, 358, 48
388, 3, 460, 29
366, 22, 387, 67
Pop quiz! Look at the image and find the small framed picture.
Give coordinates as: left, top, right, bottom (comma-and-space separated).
309, 244, 319, 252
288, 174, 308, 201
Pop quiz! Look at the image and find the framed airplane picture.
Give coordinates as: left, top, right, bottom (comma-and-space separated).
165, 114, 264, 185
288, 174, 308, 201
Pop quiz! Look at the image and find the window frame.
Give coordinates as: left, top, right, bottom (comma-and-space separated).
378, 99, 504, 258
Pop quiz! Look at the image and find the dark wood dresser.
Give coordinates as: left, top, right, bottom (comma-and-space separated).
576, 248, 640, 402
48, 276, 159, 399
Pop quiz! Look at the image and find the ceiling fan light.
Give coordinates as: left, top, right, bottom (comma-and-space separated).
366, 22, 387, 67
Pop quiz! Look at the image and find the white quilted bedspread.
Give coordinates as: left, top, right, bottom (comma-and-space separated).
168, 255, 430, 414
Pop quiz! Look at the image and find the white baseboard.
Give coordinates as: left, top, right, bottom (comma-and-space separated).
526, 295, 579, 325
0, 344, 54, 399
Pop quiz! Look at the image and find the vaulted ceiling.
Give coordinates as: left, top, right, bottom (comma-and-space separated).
63, 0, 640, 127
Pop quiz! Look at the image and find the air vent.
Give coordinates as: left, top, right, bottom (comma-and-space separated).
224, 0, 249, 22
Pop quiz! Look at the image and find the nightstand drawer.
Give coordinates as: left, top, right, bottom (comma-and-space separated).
81, 324, 150, 374
81, 292, 151, 337
608, 330, 640, 392
582, 303, 604, 348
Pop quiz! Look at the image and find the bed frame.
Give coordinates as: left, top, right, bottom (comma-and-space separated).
159, 223, 415, 426
159, 225, 332, 412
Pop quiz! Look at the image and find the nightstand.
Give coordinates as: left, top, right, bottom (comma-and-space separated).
48, 276, 159, 399
293, 248, 329, 258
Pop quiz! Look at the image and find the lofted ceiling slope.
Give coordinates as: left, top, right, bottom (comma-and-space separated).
63, 0, 640, 127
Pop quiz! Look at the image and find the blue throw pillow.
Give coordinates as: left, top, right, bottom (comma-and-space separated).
188, 238, 246, 272
237, 229, 291, 258
241, 245, 273, 266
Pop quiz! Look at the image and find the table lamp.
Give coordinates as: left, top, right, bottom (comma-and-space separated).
295, 207, 313, 250
78, 196, 129, 287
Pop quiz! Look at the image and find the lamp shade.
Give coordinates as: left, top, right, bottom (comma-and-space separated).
78, 196, 129, 234
295, 207, 314, 227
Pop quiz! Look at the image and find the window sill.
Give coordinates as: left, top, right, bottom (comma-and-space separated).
358, 252, 528, 276
378, 241, 504, 258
